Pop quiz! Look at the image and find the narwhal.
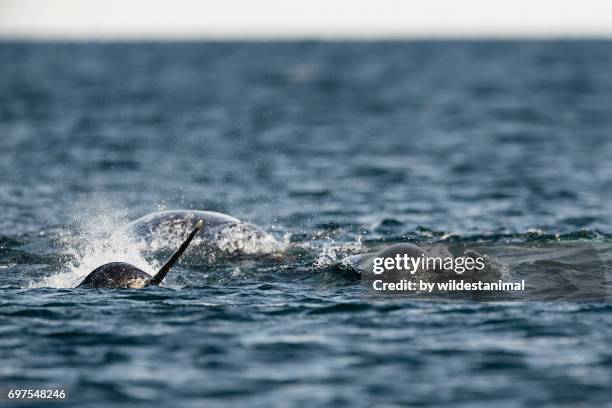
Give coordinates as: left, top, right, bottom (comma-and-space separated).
344, 243, 500, 281
77, 220, 203, 288
127, 210, 281, 256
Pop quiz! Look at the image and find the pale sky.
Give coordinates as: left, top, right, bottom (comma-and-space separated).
2, 0, 612, 39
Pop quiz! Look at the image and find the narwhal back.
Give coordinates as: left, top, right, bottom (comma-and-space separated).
77, 262, 151, 289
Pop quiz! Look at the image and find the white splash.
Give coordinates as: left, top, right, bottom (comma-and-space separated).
31, 198, 158, 288
313, 235, 363, 269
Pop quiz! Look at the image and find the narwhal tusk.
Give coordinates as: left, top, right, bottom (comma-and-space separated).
145, 219, 203, 287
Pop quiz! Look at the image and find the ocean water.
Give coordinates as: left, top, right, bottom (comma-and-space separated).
1, 41, 612, 407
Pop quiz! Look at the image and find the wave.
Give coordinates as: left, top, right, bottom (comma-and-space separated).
1, 224, 610, 290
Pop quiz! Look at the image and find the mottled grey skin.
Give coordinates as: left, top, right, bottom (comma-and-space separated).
77, 262, 151, 289
128, 210, 240, 235
346, 243, 501, 281
127, 210, 278, 255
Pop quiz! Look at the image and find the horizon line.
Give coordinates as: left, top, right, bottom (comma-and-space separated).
3, 33, 612, 42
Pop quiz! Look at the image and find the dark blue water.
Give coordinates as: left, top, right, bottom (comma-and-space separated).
1, 41, 612, 407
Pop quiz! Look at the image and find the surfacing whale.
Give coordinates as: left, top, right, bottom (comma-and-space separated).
127, 210, 281, 256
77, 220, 203, 288
345, 242, 501, 282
